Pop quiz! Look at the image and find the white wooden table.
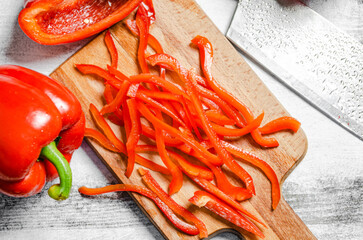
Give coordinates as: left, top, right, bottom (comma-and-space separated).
0, 0, 362, 239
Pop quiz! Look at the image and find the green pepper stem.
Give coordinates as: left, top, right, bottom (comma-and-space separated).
40, 141, 72, 200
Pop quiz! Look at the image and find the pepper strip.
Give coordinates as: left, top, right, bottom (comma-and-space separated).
137, 101, 222, 165
79, 184, 199, 236
75, 64, 124, 89
85, 128, 119, 152
85, 128, 170, 175
141, 124, 183, 146
154, 127, 183, 195
147, 54, 243, 127
103, 84, 124, 123
129, 74, 188, 98
125, 19, 166, 78
104, 30, 118, 68
139, 168, 208, 239
136, 4, 150, 74
135, 145, 213, 181
175, 144, 252, 201
185, 68, 256, 195
136, 92, 186, 127
180, 96, 203, 140
200, 112, 264, 137
258, 117, 301, 135
189, 191, 264, 238
101, 80, 131, 115
125, 99, 141, 177
205, 110, 235, 126
191, 36, 278, 147
185, 173, 265, 227
221, 141, 281, 209
137, 89, 181, 102
89, 103, 126, 154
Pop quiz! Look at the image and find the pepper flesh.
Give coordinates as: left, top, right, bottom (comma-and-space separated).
138, 168, 208, 238
18, 0, 143, 45
189, 191, 265, 238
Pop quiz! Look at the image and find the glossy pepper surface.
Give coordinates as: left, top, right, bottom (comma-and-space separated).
0, 65, 85, 200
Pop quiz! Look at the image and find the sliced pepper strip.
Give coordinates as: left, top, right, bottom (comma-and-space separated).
137, 101, 222, 166
185, 173, 265, 227
136, 92, 186, 128
203, 112, 264, 137
125, 99, 141, 177
258, 117, 301, 135
136, 4, 150, 74
101, 80, 131, 116
85, 128, 170, 175
141, 123, 183, 146
186, 69, 256, 195
79, 184, 199, 236
76, 64, 124, 89
191, 35, 278, 147
89, 103, 126, 154
138, 168, 208, 239
221, 141, 281, 209
147, 53, 244, 127
189, 191, 264, 238
154, 127, 183, 195
135, 145, 213, 181
175, 145, 252, 201
137, 89, 181, 102
85, 128, 119, 152
104, 30, 118, 68
103, 84, 124, 123
129, 74, 188, 98
205, 110, 235, 126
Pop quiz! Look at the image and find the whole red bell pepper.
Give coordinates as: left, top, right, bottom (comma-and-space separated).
18, 0, 142, 45
0, 65, 85, 200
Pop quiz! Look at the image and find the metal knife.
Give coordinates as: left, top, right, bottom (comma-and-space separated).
226, 0, 363, 140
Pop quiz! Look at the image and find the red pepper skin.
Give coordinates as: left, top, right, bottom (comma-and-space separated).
0, 75, 62, 181
189, 191, 265, 238
79, 184, 199, 236
45, 112, 86, 181
0, 65, 85, 181
18, 0, 142, 45
0, 161, 46, 198
0, 65, 82, 130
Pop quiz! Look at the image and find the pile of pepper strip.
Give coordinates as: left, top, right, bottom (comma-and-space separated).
77, 0, 301, 238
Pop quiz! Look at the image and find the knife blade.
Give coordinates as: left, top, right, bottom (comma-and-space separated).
227, 0, 363, 140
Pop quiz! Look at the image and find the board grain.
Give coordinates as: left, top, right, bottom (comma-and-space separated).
50, 0, 313, 239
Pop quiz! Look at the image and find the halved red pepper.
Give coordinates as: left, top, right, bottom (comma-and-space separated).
189, 191, 264, 238
0, 73, 76, 200
0, 65, 85, 181
18, 0, 143, 45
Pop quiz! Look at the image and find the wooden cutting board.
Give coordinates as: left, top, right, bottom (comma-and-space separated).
50, 0, 314, 239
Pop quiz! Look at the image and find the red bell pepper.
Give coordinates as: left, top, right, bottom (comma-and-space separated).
0, 65, 85, 181
0, 74, 75, 200
18, 0, 142, 45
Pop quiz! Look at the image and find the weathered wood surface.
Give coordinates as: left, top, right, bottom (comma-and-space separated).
0, 0, 362, 240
